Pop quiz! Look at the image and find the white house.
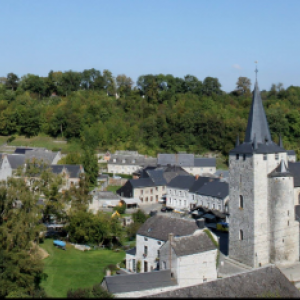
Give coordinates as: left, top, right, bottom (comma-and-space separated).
125, 215, 201, 274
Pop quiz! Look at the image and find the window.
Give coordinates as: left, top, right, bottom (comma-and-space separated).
184, 200, 186, 207
150, 196, 153, 201
146, 197, 148, 202
236, 154, 239, 160
213, 204, 215, 209
140, 190, 143, 195
157, 250, 160, 258
275, 153, 279, 160
239, 230, 243, 240
156, 187, 158, 191
243, 154, 246, 161
157, 241, 161, 245
156, 195, 158, 201
150, 189, 153, 194
239, 195, 243, 208
132, 259, 136, 272
163, 261, 167, 269
192, 195, 195, 200
218, 205, 221, 211
144, 246, 148, 255
263, 154, 267, 160
179, 200, 181, 206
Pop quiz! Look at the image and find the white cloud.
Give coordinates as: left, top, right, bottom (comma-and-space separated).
232, 64, 242, 70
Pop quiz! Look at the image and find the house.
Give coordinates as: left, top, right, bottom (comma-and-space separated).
214, 169, 229, 182
159, 230, 218, 287
146, 265, 300, 298
25, 149, 61, 165
125, 215, 202, 274
166, 175, 229, 213
287, 150, 296, 162
107, 151, 157, 175
0, 154, 25, 181
50, 164, 84, 190
157, 154, 216, 176
89, 191, 121, 213
104, 217, 218, 297
117, 166, 190, 205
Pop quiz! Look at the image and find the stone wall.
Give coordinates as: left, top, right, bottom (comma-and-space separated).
133, 186, 166, 205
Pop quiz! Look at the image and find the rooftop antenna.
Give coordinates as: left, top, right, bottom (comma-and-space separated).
255, 61, 258, 83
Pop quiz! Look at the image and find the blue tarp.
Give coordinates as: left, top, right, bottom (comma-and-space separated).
53, 240, 66, 247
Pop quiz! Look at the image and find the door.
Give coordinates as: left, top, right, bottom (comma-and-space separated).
144, 261, 148, 272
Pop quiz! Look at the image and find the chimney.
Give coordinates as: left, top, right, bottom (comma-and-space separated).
106, 269, 111, 276
195, 174, 199, 180
196, 218, 205, 229
169, 233, 174, 243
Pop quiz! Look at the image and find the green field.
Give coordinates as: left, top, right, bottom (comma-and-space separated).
0, 136, 8, 145
5, 135, 82, 154
106, 185, 122, 193
40, 239, 125, 297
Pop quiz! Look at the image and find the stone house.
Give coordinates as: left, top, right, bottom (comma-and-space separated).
88, 191, 121, 213
0, 154, 25, 181
159, 230, 217, 287
108, 151, 157, 175
50, 164, 84, 190
166, 175, 228, 213
157, 154, 216, 176
125, 215, 202, 274
117, 166, 190, 206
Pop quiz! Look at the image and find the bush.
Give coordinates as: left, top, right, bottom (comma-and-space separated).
113, 203, 126, 214
7, 135, 16, 143
132, 209, 148, 224
67, 284, 113, 298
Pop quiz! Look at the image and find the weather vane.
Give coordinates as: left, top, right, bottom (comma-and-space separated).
255, 61, 258, 82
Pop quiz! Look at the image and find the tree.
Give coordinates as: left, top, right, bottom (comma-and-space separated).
5, 72, 19, 91
113, 203, 126, 214
103, 69, 116, 95
235, 77, 251, 96
116, 74, 133, 97
132, 209, 148, 224
202, 77, 222, 96
0, 178, 47, 297
81, 148, 99, 186
81, 68, 102, 90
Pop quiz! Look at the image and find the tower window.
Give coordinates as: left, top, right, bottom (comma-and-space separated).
288, 221, 289, 226
263, 154, 267, 160
275, 154, 279, 160
243, 154, 246, 161
239, 230, 243, 240
288, 210, 289, 216
240, 175, 242, 183
236, 154, 239, 160
239, 195, 243, 208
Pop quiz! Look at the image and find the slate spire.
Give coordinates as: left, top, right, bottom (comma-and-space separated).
279, 134, 283, 148
235, 135, 240, 147
244, 81, 272, 144
279, 159, 288, 173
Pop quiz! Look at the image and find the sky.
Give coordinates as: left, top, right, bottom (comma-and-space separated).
1, 0, 300, 92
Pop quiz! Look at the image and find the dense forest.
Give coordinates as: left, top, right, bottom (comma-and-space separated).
1, 69, 300, 159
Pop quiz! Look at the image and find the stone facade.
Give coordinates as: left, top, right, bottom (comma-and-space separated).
126, 234, 163, 273
229, 152, 299, 267
0, 156, 12, 181
182, 166, 216, 176
133, 186, 166, 205
166, 187, 190, 210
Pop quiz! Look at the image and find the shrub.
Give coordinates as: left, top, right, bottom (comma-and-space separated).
113, 203, 126, 214
137, 260, 141, 273
7, 135, 16, 143
132, 209, 148, 224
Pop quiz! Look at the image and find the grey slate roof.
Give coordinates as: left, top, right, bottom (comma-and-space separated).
171, 231, 217, 256
126, 247, 136, 255
14, 147, 33, 154
158, 153, 194, 167
50, 165, 83, 178
287, 162, 300, 187
287, 150, 296, 155
146, 169, 167, 186
230, 81, 286, 155
137, 215, 199, 241
194, 158, 216, 167
245, 81, 272, 144
162, 166, 190, 183
104, 269, 177, 294
25, 149, 58, 165
189, 177, 220, 193
7, 154, 25, 169
167, 175, 195, 190
196, 181, 229, 200
146, 265, 300, 298
130, 177, 154, 188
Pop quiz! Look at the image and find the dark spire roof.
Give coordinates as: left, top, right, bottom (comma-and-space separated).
235, 135, 240, 147
244, 82, 272, 144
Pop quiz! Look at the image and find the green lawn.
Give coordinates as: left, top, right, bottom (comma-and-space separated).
40, 239, 125, 297
7, 135, 82, 154
0, 136, 8, 145
106, 185, 122, 193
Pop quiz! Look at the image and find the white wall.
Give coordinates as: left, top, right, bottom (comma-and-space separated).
166, 187, 190, 210
108, 163, 143, 175
134, 186, 166, 205
0, 156, 12, 181
182, 166, 216, 176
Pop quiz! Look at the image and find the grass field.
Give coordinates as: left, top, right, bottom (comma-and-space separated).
5, 135, 82, 154
40, 239, 125, 297
0, 136, 8, 145
106, 185, 122, 193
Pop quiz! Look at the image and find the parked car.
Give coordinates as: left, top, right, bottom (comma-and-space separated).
161, 206, 167, 212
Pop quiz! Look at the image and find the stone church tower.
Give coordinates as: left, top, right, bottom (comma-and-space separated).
228, 79, 299, 268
